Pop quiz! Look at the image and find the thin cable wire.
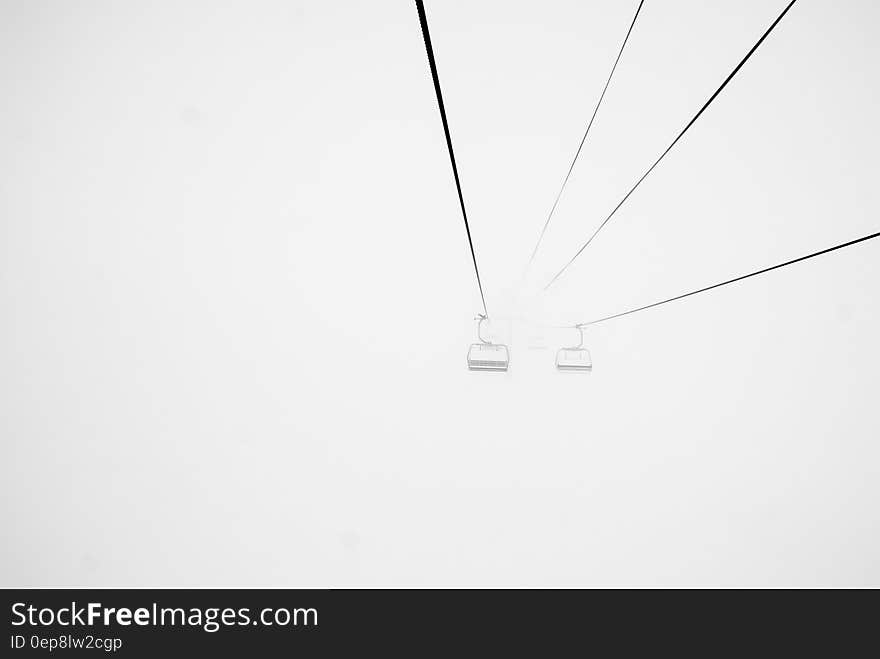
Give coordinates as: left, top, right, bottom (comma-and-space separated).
567, 230, 880, 329
415, 0, 488, 316
545, 0, 798, 291
526, 0, 645, 270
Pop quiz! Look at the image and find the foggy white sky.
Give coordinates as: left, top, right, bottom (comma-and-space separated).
2, 0, 879, 586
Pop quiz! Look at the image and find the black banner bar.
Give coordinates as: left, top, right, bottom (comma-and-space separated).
2, 588, 874, 655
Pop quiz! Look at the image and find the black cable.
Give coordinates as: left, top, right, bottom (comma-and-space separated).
526, 0, 645, 269
415, 0, 488, 316
545, 0, 798, 290
572, 230, 880, 328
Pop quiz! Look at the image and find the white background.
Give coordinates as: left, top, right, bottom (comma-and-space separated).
2, 0, 879, 586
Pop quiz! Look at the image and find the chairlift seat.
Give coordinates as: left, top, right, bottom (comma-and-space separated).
556, 347, 592, 371
467, 343, 510, 371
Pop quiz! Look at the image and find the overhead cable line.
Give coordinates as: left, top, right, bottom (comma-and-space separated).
544, 0, 799, 291
526, 0, 646, 270
568, 230, 880, 329
415, 0, 489, 316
